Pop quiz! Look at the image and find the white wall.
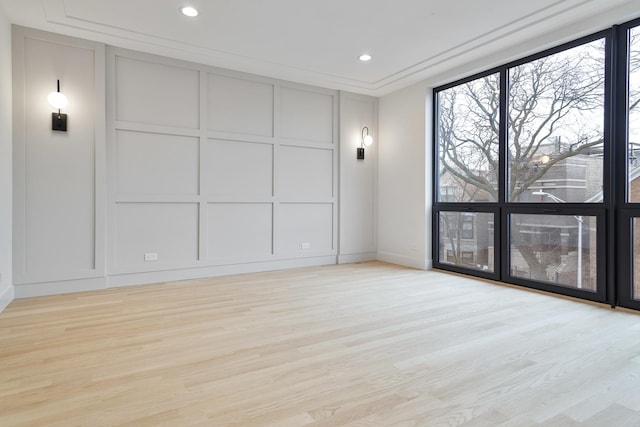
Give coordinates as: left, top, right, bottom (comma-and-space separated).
338, 92, 378, 263
0, 8, 13, 312
10, 30, 351, 295
12, 27, 106, 298
378, 82, 431, 270
106, 48, 340, 287
10, 27, 381, 297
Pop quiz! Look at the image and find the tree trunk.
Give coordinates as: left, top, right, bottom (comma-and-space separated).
510, 226, 547, 280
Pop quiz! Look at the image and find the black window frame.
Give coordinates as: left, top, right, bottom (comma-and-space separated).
615, 18, 640, 311
433, 29, 613, 305
434, 207, 500, 281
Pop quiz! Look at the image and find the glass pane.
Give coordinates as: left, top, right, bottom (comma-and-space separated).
439, 212, 494, 272
437, 73, 499, 202
633, 219, 640, 301
510, 214, 597, 291
628, 27, 640, 202
508, 39, 605, 203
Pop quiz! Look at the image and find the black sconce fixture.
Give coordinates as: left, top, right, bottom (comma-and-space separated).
357, 126, 373, 160
48, 79, 68, 132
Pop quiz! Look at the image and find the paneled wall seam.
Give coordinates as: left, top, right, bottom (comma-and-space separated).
198, 66, 208, 261
272, 82, 281, 256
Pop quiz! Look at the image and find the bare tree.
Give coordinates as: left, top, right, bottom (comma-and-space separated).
629, 29, 640, 112
438, 73, 500, 202
439, 40, 606, 203
438, 39, 608, 278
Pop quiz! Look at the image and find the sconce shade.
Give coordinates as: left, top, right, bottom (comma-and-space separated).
358, 126, 373, 160
49, 80, 68, 132
539, 154, 550, 164
48, 91, 68, 110
181, 6, 199, 17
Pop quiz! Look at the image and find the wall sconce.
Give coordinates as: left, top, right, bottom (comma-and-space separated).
48, 79, 68, 132
357, 126, 373, 160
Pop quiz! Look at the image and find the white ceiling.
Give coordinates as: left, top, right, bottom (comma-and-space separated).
1, 0, 640, 96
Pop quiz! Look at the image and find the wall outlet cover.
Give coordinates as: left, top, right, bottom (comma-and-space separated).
144, 252, 158, 261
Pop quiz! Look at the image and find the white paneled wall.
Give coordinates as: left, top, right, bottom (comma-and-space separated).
207, 203, 273, 259
281, 88, 335, 144
115, 56, 200, 129
202, 140, 273, 197
339, 93, 378, 263
279, 146, 334, 199
115, 203, 200, 268
116, 131, 200, 195
10, 27, 378, 300
108, 48, 338, 280
207, 74, 274, 137
12, 27, 106, 293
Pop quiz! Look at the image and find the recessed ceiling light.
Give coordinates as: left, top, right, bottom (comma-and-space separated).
359, 54, 372, 62
181, 6, 199, 17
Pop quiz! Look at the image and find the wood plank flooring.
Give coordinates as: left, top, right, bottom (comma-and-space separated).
1, 261, 639, 426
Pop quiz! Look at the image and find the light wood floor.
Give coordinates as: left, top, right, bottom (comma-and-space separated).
1, 262, 640, 426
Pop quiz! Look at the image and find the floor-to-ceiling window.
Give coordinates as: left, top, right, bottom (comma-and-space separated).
433, 23, 629, 305
436, 71, 500, 278
617, 20, 640, 310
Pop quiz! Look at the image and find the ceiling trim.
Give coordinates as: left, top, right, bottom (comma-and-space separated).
370, 0, 607, 88
30, 0, 637, 96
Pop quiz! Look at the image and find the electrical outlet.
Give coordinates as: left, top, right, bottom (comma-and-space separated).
144, 252, 158, 261
301, 242, 311, 250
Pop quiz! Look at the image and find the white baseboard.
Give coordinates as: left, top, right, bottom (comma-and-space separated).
338, 252, 377, 264
107, 256, 338, 288
0, 285, 14, 313
376, 252, 428, 270
14, 277, 107, 299
11, 254, 402, 299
